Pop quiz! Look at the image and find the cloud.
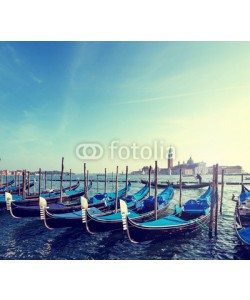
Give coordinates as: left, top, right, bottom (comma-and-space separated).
28, 72, 43, 84
5, 43, 22, 65
0, 43, 43, 85
113, 84, 250, 106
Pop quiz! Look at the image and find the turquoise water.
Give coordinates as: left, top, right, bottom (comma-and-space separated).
0, 174, 250, 260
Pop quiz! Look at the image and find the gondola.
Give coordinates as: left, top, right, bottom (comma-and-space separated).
120, 185, 213, 243
31, 180, 80, 197
120, 183, 149, 203
0, 194, 23, 208
87, 182, 132, 209
0, 179, 15, 189
140, 179, 210, 189
233, 184, 250, 227
234, 202, 250, 247
233, 184, 250, 247
0, 181, 34, 194
0, 180, 81, 207
5, 182, 92, 218
39, 183, 138, 229
82, 185, 174, 234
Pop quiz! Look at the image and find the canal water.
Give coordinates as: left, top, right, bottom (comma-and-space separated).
1, 174, 250, 260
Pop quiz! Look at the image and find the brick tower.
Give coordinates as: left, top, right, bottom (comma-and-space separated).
168, 147, 174, 170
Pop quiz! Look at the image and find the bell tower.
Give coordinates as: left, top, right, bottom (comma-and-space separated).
168, 146, 174, 169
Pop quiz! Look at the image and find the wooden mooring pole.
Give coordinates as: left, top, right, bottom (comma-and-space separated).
209, 165, 216, 237
220, 169, 224, 214
27, 171, 30, 196
84, 163, 86, 197
59, 158, 64, 203
179, 168, 182, 207
69, 169, 72, 190
148, 166, 152, 196
51, 173, 53, 189
125, 166, 128, 196
86, 170, 89, 199
115, 166, 118, 213
214, 164, 219, 236
104, 168, 107, 194
96, 174, 99, 192
38, 168, 41, 196
18, 173, 20, 196
33, 173, 36, 194
44, 171, 47, 190
22, 170, 26, 199
22, 170, 24, 190
112, 172, 114, 190
154, 161, 158, 220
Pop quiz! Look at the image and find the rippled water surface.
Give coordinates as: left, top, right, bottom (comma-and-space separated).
1, 174, 250, 260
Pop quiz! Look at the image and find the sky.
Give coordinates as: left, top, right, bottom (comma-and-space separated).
1, 41, 250, 173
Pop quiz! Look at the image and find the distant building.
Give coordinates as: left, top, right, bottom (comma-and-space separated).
130, 170, 143, 175
170, 157, 207, 175
207, 165, 243, 174
159, 168, 171, 175
0, 170, 22, 176
187, 157, 194, 165
0, 170, 75, 176
168, 147, 174, 169
158, 151, 207, 176
159, 147, 174, 175
141, 166, 154, 174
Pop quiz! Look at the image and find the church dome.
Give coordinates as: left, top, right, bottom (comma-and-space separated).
187, 157, 194, 165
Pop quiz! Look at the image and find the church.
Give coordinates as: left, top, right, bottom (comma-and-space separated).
159, 147, 207, 175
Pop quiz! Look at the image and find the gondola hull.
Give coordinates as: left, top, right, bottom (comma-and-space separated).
140, 180, 210, 189
233, 184, 250, 247
8, 189, 86, 218
234, 203, 250, 247
0, 182, 35, 194
39, 180, 80, 196
0, 192, 81, 209
0, 181, 85, 208
43, 211, 85, 229
85, 185, 174, 233
235, 208, 250, 227
120, 185, 212, 243
0, 179, 14, 189
125, 214, 210, 243
86, 203, 171, 233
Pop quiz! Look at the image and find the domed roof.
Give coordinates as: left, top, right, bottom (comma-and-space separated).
187, 157, 194, 165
